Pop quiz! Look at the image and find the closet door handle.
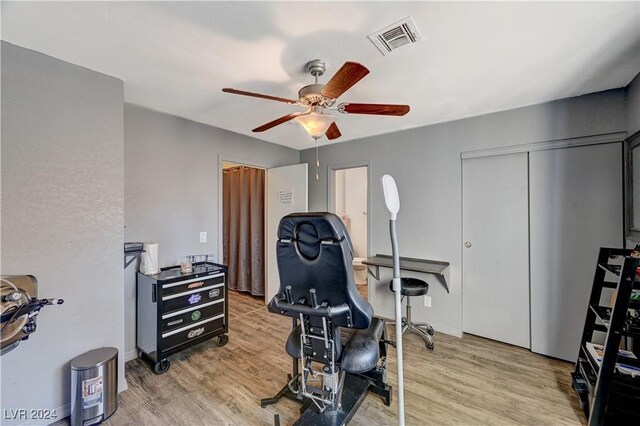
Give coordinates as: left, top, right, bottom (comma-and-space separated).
464, 241, 472, 248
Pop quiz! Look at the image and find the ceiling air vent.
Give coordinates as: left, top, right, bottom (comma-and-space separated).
368, 16, 423, 56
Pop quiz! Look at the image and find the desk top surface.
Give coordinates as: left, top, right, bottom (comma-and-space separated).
362, 255, 449, 274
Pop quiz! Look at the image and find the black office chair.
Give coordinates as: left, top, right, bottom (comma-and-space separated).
389, 277, 435, 350
267, 212, 390, 415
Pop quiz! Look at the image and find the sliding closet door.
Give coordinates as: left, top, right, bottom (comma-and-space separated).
530, 143, 622, 361
462, 153, 530, 348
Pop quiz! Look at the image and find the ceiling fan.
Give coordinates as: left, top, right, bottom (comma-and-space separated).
222, 59, 410, 141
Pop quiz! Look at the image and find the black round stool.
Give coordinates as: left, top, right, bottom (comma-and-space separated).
389, 277, 435, 350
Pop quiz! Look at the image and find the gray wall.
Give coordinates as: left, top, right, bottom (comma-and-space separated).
628, 72, 640, 135
1, 42, 125, 420
301, 89, 627, 337
123, 104, 299, 359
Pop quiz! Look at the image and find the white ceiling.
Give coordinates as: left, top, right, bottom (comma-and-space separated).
2, 1, 639, 150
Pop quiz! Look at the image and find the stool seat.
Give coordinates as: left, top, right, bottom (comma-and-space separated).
387, 277, 434, 350
389, 277, 429, 297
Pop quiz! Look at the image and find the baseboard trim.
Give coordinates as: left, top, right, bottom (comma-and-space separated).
124, 349, 138, 362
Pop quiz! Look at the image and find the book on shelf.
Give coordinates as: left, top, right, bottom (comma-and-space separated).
586, 342, 640, 378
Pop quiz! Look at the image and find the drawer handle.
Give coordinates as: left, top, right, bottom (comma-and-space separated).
162, 273, 224, 289
161, 314, 224, 338
162, 283, 224, 301
162, 299, 224, 320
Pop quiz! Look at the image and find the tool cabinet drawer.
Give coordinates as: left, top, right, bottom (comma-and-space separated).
160, 299, 224, 332
161, 274, 224, 297
161, 282, 224, 313
161, 314, 225, 351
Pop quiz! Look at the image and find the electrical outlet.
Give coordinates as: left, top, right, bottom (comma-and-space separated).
199, 231, 207, 243
424, 295, 432, 308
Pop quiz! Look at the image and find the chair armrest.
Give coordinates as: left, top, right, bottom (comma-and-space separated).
269, 294, 351, 319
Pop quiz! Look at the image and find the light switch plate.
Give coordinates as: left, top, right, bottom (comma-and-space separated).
424, 295, 432, 308
200, 231, 207, 243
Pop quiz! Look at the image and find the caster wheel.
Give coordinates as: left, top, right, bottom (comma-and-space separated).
216, 334, 229, 347
426, 325, 435, 336
426, 341, 435, 351
154, 359, 170, 374
138, 350, 144, 359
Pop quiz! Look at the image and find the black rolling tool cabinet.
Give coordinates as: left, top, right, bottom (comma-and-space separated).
572, 247, 640, 425
136, 262, 229, 374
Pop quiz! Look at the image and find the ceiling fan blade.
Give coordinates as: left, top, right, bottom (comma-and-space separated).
325, 122, 341, 140
339, 103, 410, 116
222, 88, 298, 104
252, 112, 301, 132
321, 62, 370, 100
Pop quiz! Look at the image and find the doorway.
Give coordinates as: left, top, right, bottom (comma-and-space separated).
222, 162, 266, 308
219, 159, 309, 307
329, 165, 369, 300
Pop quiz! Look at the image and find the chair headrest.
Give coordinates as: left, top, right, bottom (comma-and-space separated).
270, 212, 372, 329
277, 212, 353, 260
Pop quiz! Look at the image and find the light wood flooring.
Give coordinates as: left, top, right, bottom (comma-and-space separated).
71, 289, 584, 425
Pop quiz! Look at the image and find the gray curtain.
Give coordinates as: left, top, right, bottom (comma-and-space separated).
223, 166, 265, 296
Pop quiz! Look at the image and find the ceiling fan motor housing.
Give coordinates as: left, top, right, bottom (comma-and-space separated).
298, 84, 333, 106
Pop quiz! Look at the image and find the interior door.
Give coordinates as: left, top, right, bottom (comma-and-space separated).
462, 153, 530, 348
266, 163, 308, 303
529, 143, 622, 361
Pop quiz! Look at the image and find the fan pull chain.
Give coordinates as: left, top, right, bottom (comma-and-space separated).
315, 138, 320, 181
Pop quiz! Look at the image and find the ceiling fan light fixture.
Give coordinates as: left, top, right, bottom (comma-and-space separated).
294, 108, 335, 139
223, 59, 409, 142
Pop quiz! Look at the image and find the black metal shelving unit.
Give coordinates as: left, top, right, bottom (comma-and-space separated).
572, 247, 640, 425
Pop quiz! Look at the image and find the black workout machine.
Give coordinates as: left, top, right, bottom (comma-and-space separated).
261, 213, 392, 425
